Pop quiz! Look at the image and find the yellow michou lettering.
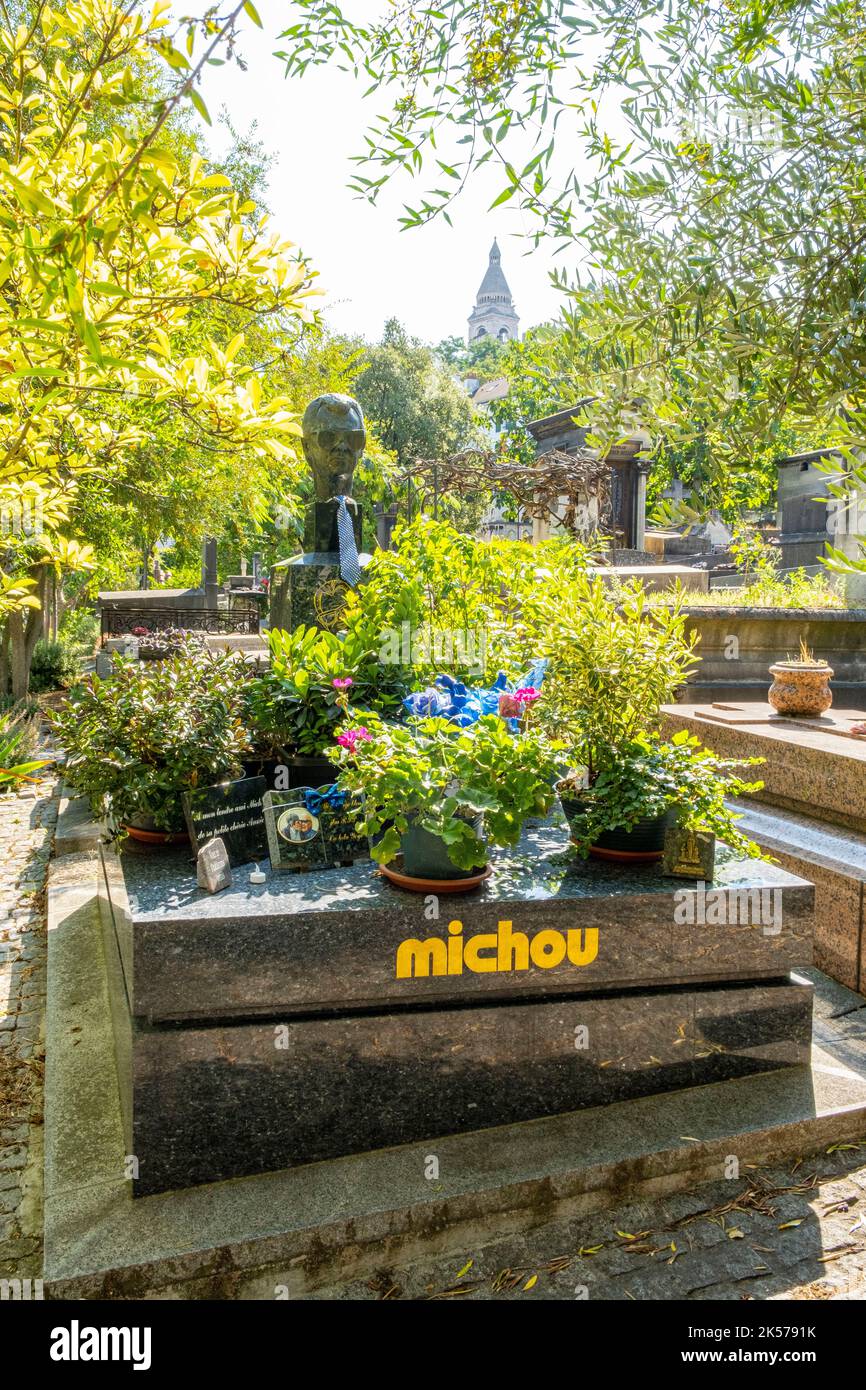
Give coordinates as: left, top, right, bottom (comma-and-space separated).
395, 922, 599, 978
464, 932, 498, 972
447, 919, 463, 975
395, 936, 448, 979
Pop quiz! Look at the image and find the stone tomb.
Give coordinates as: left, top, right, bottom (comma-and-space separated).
98, 823, 814, 1196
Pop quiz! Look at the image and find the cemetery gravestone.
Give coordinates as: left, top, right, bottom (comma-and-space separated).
182, 776, 268, 867
196, 837, 232, 894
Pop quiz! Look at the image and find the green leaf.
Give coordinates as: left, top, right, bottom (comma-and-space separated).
189, 88, 212, 125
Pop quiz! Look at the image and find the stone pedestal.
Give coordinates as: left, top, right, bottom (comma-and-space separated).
98, 821, 815, 1197
269, 496, 369, 632
268, 551, 371, 633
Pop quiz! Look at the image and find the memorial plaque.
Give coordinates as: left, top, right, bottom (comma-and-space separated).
311, 787, 368, 864
182, 777, 268, 867
196, 837, 232, 894
264, 788, 330, 871
263, 785, 368, 871
663, 824, 716, 880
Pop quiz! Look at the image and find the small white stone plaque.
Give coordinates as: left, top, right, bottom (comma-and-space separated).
196, 836, 232, 894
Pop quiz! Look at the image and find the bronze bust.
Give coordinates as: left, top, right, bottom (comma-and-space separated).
301, 394, 366, 502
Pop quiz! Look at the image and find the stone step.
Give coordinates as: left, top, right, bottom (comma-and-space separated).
45, 852, 866, 1299
728, 798, 866, 996
54, 781, 102, 857
661, 700, 866, 832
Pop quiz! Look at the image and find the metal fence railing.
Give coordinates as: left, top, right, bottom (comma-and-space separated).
100, 604, 261, 640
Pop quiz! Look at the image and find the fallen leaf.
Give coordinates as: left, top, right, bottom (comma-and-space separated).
779, 1220, 804, 1230
728, 1228, 745, 1240
456, 1260, 473, 1278
523, 1274, 538, 1291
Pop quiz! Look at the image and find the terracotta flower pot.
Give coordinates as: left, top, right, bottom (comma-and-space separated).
124, 812, 189, 846
768, 661, 833, 717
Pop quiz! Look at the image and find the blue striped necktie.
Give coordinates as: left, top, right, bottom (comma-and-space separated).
335, 495, 362, 587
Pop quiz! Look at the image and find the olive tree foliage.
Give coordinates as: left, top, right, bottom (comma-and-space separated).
0, 0, 319, 691
278, 1, 866, 557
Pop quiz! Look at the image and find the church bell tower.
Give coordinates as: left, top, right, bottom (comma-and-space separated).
467, 239, 519, 345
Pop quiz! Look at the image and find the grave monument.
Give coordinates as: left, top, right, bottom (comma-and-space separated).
269, 393, 371, 632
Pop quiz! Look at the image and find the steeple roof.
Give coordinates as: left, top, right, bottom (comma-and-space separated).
476, 238, 513, 304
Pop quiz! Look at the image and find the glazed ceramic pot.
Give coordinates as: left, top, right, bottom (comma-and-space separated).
559, 794, 672, 863
768, 661, 833, 717
400, 820, 487, 881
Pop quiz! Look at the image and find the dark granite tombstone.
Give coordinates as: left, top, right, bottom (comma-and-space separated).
98, 819, 816, 1197
182, 776, 268, 868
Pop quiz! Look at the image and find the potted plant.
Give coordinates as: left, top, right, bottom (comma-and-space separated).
51, 643, 251, 842
557, 732, 764, 863
536, 574, 702, 857
243, 624, 405, 788
768, 637, 833, 717
332, 712, 563, 889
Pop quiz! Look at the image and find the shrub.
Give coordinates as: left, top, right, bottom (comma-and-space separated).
52, 646, 252, 833
29, 639, 81, 693
342, 516, 598, 684
245, 624, 406, 759
59, 609, 100, 653
535, 573, 699, 776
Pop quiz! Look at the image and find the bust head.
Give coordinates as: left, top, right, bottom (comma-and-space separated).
301, 394, 366, 501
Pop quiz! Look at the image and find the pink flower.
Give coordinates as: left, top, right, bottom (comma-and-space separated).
337, 726, 372, 752
332, 677, 353, 689
514, 687, 539, 705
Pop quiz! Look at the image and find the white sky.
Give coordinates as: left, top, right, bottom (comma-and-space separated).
195, 2, 571, 345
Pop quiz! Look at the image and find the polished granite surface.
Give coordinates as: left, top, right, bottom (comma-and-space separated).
99, 819, 815, 1023
114, 817, 811, 921
128, 977, 812, 1195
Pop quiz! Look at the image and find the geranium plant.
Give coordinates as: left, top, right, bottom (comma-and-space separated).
333, 712, 563, 870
